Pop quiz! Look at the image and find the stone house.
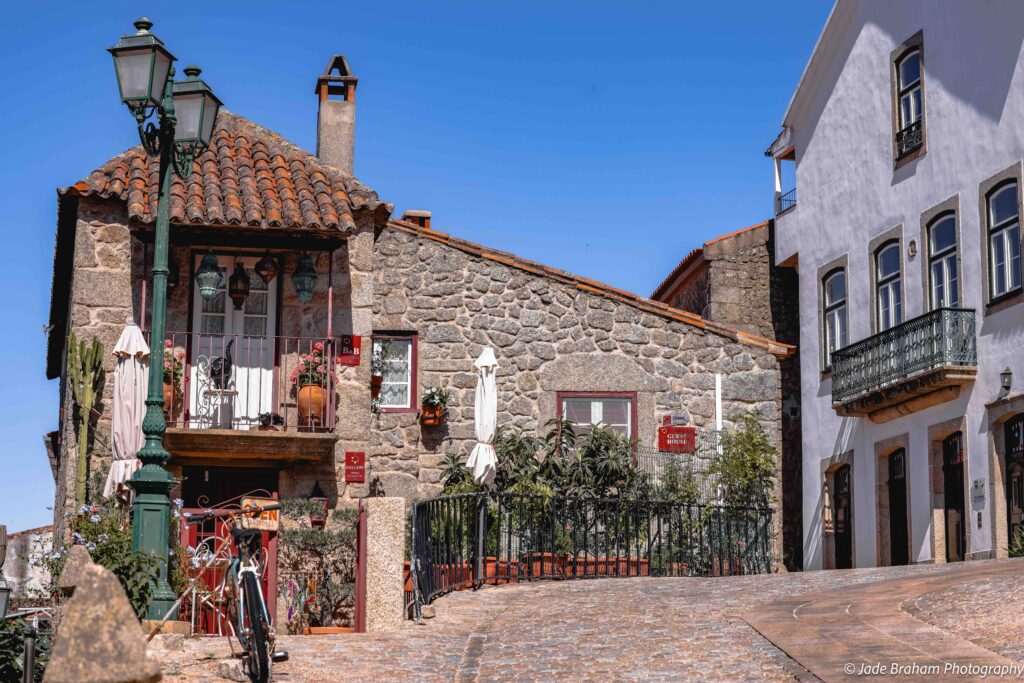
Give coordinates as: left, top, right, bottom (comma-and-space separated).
651, 220, 802, 569
44, 55, 794, 610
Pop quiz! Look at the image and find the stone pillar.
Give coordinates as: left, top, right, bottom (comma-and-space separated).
363, 497, 405, 632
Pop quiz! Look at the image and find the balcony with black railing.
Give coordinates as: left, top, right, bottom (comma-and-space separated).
775, 188, 796, 215
831, 308, 977, 422
896, 119, 923, 158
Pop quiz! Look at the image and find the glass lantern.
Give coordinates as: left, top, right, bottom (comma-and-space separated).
108, 18, 175, 112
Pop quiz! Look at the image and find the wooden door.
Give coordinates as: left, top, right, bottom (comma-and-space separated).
888, 449, 909, 566
942, 432, 965, 562
833, 465, 853, 569
189, 254, 278, 430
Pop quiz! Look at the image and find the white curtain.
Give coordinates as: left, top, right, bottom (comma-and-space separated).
466, 347, 499, 487
104, 322, 150, 498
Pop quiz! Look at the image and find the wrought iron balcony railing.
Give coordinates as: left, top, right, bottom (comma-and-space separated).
895, 119, 923, 158
160, 331, 345, 433
776, 188, 796, 215
831, 308, 976, 405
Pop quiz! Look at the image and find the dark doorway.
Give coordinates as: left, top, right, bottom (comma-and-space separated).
833, 464, 853, 569
181, 466, 279, 508
1006, 415, 1024, 549
942, 432, 966, 562
888, 449, 909, 566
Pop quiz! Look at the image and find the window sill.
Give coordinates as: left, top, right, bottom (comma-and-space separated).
894, 144, 925, 170
986, 289, 1023, 315
821, 366, 833, 382
376, 407, 419, 414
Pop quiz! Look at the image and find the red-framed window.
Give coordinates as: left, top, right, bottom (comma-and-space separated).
556, 392, 637, 438
372, 332, 418, 412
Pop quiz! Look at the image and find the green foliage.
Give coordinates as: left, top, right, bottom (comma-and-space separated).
67, 333, 104, 507
654, 461, 702, 505
421, 386, 452, 409
1009, 526, 1024, 558
278, 501, 358, 631
711, 414, 776, 508
37, 500, 159, 620
0, 619, 50, 683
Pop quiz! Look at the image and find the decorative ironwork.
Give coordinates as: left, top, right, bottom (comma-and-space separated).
409, 493, 774, 613
831, 307, 976, 404
776, 188, 796, 215
896, 119, 923, 158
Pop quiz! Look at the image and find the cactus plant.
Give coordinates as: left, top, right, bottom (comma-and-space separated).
68, 333, 104, 506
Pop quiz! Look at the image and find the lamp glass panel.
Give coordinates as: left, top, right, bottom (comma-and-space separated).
200, 95, 220, 146
151, 49, 172, 103
173, 92, 202, 142
115, 48, 158, 102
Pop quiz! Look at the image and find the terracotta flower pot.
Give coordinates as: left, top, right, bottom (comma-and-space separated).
420, 404, 444, 427
297, 383, 327, 428
403, 560, 413, 594
370, 374, 383, 400
162, 382, 181, 423
302, 626, 353, 635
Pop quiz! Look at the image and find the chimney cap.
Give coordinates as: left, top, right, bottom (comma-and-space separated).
401, 210, 432, 229
315, 54, 358, 94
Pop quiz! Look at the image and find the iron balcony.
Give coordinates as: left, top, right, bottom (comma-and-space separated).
831, 308, 977, 421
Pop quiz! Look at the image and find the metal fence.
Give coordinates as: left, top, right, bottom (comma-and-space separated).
409, 493, 773, 611
632, 430, 723, 503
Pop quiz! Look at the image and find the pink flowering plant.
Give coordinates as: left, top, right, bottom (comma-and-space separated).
290, 341, 338, 387
163, 339, 185, 386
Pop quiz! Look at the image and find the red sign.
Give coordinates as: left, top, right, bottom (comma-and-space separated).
658, 426, 696, 454
338, 335, 361, 366
345, 451, 366, 483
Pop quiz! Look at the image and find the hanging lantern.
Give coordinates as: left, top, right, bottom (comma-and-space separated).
194, 249, 221, 301
291, 252, 318, 303
228, 263, 251, 310
255, 252, 278, 284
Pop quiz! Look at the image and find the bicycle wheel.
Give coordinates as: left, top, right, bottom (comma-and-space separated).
242, 571, 271, 683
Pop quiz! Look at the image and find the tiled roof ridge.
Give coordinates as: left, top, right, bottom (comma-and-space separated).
650, 220, 771, 300
386, 218, 794, 359
59, 110, 391, 232
6, 524, 54, 537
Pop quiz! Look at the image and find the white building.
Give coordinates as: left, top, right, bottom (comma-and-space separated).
769, 1, 1024, 570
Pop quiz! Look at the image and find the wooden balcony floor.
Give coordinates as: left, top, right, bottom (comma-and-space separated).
165, 427, 337, 463
832, 364, 977, 423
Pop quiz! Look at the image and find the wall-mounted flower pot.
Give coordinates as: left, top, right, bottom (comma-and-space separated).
297, 383, 327, 428
420, 404, 444, 427
370, 374, 383, 400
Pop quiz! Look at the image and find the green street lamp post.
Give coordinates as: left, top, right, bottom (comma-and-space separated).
109, 17, 221, 620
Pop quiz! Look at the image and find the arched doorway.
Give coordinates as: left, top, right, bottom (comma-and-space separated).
888, 449, 909, 566
833, 464, 853, 569
1005, 415, 1024, 550
942, 432, 966, 562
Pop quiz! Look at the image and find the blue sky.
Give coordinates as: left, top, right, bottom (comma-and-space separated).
0, 1, 830, 531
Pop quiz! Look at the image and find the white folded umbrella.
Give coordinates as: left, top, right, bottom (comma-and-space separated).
104, 321, 150, 499
466, 347, 499, 487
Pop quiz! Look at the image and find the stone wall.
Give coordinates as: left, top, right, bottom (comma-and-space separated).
2, 525, 53, 598
369, 225, 785, 506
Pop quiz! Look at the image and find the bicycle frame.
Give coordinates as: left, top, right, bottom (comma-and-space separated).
230, 535, 274, 645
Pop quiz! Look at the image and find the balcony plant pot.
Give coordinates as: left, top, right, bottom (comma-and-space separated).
162, 382, 182, 422
297, 383, 327, 429
370, 374, 383, 400
420, 404, 444, 427
526, 551, 558, 578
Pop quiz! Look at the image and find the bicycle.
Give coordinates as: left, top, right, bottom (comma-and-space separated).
184, 502, 288, 683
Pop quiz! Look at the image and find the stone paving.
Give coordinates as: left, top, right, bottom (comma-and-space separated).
150, 561, 1024, 682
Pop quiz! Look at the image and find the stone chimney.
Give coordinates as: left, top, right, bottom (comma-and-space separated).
401, 210, 431, 229
315, 55, 358, 174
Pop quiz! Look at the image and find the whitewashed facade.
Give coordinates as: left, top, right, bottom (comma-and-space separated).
770, 1, 1024, 570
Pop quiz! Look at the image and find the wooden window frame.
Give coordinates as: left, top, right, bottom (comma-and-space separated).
890, 32, 926, 168
986, 181, 1023, 304
875, 240, 903, 331
822, 268, 848, 370
556, 391, 638, 439
926, 212, 959, 309
372, 332, 418, 413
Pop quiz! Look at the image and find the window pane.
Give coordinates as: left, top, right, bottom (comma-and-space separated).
1011, 226, 1022, 290
202, 289, 226, 314
838, 304, 848, 348
990, 185, 1018, 226
893, 281, 902, 324
600, 399, 630, 428
563, 396, 633, 437
931, 262, 945, 308
899, 52, 920, 88
375, 338, 413, 408
243, 316, 266, 337
563, 399, 592, 425
993, 231, 1008, 296
825, 271, 846, 306
929, 216, 956, 254
201, 314, 224, 335
877, 244, 900, 280
947, 255, 959, 306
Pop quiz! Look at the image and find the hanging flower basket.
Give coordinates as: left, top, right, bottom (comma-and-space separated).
420, 387, 451, 427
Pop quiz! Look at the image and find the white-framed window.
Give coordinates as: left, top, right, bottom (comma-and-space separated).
876, 241, 903, 331
928, 213, 958, 308
988, 182, 1022, 300
897, 49, 922, 130
372, 334, 416, 411
823, 269, 848, 368
559, 393, 635, 438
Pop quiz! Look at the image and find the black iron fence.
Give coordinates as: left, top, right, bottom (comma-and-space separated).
409, 493, 773, 612
776, 188, 797, 215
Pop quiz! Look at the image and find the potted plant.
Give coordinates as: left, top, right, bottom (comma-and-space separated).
162, 340, 185, 422
420, 387, 451, 427
292, 342, 330, 429
370, 340, 389, 400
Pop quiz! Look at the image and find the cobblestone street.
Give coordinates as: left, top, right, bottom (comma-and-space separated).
150, 560, 1024, 682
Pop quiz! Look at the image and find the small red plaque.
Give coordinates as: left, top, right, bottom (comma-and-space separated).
338, 335, 361, 366
658, 426, 696, 454
345, 451, 366, 483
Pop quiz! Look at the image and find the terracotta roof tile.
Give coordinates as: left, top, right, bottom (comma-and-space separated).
387, 218, 795, 359
62, 110, 389, 232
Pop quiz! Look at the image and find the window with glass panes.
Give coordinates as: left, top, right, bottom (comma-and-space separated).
928, 214, 958, 308
897, 49, 922, 130
822, 269, 848, 367
988, 182, 1022, 300
373, 335, 416, 410
558, 393, 635, 438
875, 242, 903, 331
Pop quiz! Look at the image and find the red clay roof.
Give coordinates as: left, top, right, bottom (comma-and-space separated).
61, 110, 390, 232
387, 219, 794, 359
650, 221, 770, 300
